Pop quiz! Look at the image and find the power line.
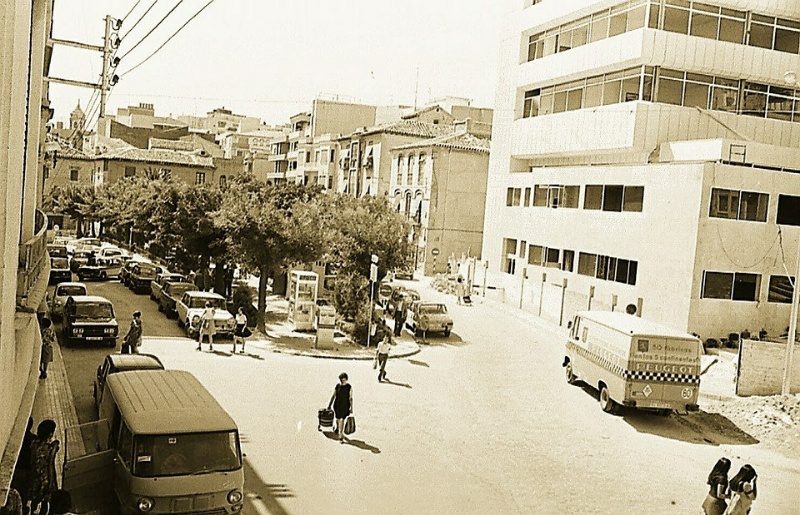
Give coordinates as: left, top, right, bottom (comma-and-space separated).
119, 0, 184, 60
121, 0, 143, 23
119, 0, 215, 79
120, 0, 159, 39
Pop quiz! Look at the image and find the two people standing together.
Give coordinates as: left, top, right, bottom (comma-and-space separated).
703, 457, 758, 515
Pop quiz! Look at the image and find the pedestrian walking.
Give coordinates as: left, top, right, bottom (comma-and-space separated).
375, 329, 395, 382
197, 302, 216, 351
702, 457, 731, 515
726, 464, 757, 515
27, 420, 59, 515
39, 319, 55, 379
455, 276, 466, 304
328, 373, 353, 443
393, 297, 406, 337
10, 417, 36, 513
233, 307, 251, 353
122, 311, 143, 354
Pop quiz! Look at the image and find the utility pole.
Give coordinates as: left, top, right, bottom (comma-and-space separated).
782, 235, 800, 395
47, 15, 120, 121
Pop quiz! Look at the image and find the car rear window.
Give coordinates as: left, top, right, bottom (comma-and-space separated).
420, 304, 447, 314
58, 286, 87, 296
51, 257, 69, 268
73, 302, 113, 319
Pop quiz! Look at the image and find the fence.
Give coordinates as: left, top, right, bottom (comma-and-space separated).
736, 338, 800, 396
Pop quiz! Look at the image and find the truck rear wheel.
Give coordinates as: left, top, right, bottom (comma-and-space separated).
565, 361, 577, 385
599, 385, 618, 414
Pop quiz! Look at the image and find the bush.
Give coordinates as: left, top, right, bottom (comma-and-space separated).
231, 283, 258, 327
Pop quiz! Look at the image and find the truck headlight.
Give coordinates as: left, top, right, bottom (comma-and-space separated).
72, 327, 83, 335
104, 327, 115, 334
138, 497, 154, 511
227, 489, 243, 504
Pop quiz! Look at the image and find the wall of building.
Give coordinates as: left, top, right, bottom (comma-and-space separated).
424, 149, 489, 275
311, 100, 376, 138
104, 160, 216, 187
45, 156, 95, 191
108, 119, 189, 149
737, 339, 800, 396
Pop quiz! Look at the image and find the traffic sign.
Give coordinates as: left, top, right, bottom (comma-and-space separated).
431, 248, 440, 256
370, 263, 378, 282
371, 254, 379, 264
379, 284, 393, 297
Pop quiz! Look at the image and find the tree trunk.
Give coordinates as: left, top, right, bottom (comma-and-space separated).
257, 265, 268, 332
76, 217, 84, 238
201, 255, 210, 291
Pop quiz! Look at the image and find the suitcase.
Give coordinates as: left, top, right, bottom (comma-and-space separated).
318, 408, 334, 431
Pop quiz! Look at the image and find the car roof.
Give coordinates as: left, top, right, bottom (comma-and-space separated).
576, 311, 699, 340
107, 353, 164, 370
107, 370, 237, 434
56, 282, 87, 291
184, 291, 225, 299
69, 295, 112, 304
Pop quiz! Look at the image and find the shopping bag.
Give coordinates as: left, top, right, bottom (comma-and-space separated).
344, 415, 356, 435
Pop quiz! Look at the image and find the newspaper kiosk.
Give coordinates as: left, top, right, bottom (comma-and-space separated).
288, 270, 318, 331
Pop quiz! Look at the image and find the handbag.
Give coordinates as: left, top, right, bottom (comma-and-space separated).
344, 415, 356, 435
372, 355, 378, 370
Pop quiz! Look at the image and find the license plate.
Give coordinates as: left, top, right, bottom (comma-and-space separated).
85, 336, 103, 341
644, 400, 671, 409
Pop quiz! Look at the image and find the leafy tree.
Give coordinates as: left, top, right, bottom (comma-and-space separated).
50, 184, 98, 237
214, 177, 327, 330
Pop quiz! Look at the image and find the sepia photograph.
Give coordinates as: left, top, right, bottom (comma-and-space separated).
1, 0, 799, 513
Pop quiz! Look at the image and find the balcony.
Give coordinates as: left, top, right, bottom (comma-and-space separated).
16, 209, 50, 311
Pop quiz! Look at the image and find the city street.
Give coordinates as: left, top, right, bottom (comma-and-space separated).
55, 278, 800, 514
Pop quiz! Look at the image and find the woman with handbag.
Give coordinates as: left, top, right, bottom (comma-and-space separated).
328, 373, 353, 443
726, 465, 757, 515
702, 457, 731, 515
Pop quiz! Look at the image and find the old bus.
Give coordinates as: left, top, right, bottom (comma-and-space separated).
63, 369, 244, 513
563, 311, 701, 415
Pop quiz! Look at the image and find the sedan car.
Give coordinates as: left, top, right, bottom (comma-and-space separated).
386, 288, 420, 316
150, 272, 187, 302
49, 282, 88, 320
62, 295, 118, 347
128, 262, 163, 293
406, 301, 453, 337
93, 353, 164, 412
176, 291, 235, 338
46, 244, 69, 258
77, 257, 123, 281
49, 256, 72, 285
159, 281, 198, 318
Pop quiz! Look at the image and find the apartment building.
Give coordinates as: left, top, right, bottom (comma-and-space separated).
484, 0, 800, 342
178, 107, 261, 137
1, 0, 55, 503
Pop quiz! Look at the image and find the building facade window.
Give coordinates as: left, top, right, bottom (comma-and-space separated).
70, 169, 79, 181
767, 275, 794, 303
506, 187, 522, 206
583, 185, 644, 212
504, 238, 518, 274
575, 251, 637, 284
709, 188, 768, 222
777, 194, 800, 225
195, 172, 206, 185
124, 166, 136, 177
701, 271, 761, 301
219, 175, 227, 188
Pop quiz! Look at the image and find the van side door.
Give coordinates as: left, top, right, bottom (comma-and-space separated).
62, 420, 115, 512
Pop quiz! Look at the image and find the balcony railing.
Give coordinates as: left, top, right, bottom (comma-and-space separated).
17, 209, 48, 307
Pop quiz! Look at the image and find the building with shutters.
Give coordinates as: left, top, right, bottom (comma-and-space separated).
483, 0, 800, 338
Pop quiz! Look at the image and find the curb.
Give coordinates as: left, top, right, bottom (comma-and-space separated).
261, 344, 422, 361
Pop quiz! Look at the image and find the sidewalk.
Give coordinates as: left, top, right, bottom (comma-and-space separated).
30, 339, 83, 487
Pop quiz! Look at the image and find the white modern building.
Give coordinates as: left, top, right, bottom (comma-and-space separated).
483, 0, 800, 339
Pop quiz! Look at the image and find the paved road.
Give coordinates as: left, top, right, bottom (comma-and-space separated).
57, 277, 800, 514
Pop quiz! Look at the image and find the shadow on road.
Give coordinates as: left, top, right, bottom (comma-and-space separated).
622, 409, 759, 446
414, 332, 467, 347
382, 378, 412, 389
407, 359, 429, 367
244, 458, 293, 515
343, 438, 381, 454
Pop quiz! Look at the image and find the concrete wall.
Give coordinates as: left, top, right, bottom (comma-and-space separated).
737, 339, 800, 396
45, 156, 95, 191
311, 100, 376, 138
109, 119, 189, 149
104, 160, 216, 186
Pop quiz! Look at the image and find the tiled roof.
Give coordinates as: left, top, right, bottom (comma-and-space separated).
392, 131, 491, 153
54, 140, 94, 160
99, 147, 215, 167
401, 104, 447, 119
351, 120, 456, 139
149, 138, 195, 151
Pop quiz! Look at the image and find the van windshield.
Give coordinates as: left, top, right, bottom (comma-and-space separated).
189, 297, 226, 309
132, 431, 241, 477
58, 286, 87, 296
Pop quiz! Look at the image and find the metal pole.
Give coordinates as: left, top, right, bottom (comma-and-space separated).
782, 233, 800, 395
100, 15, 112, 119
366, 280, 375, 348
519, 267, 526, 309
482, 260, 488, 297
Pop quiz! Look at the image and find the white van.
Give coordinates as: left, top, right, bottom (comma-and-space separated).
563, 311, 701, 415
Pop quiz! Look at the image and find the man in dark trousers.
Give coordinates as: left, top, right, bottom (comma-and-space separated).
122, 311, 143, 354
393, 297, 406, 337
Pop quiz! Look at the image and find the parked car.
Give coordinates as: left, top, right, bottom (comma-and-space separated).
159, 282, 198, 318
119, 258, 144, 286
150, 272, 187, 302
49, 256, 72, 284
46, 244, 69, 258
176, 291, 235, 338
392, 266, 415, 281
93, 353, 165, 412
98, 246, 124, 260
128, 262, 163, 293
77, 257, 123, 281
387, 288, 420, 316
69, 248, 94, 272
49, 282, 87, 320
406, 301, 453, 337
66, 237, 101, 255
62, 295, 118, 347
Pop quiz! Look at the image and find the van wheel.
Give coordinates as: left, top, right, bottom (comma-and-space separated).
599, 385, 618, 414
177, 318, 184, 328
443, 328, 451, 337
657, 409, 671, 417
100, 271, 107, 280
565, 362, 577, 385
157, 303, 163, 312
